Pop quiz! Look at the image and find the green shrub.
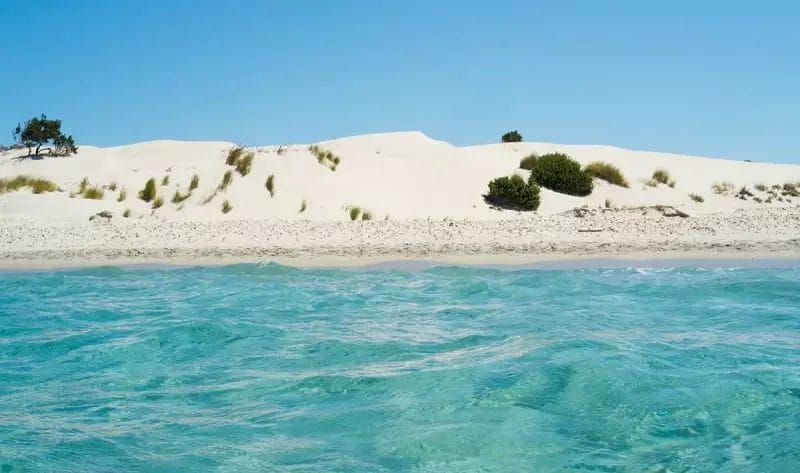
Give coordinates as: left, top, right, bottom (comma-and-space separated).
172, 190, 191, 203
485, 174, 541, 210
222, 200, 232, 214
266, 174, 275, 196
348, 206, 362, 221
530, 153, 593, 196
81, 186, 104, 200
584, 161, 629, 188
189, 174, 199, 191
519, 153, 538, 170
501, 130, 523, 143
138, 178, 157, 202
0, 175, 59, 194
218, 171, 233, 190
226, 146, 246, 166
652, 169, 670, 185
152, 197, 164, 209
235, 151, 254, 176
689, 193, 704, 203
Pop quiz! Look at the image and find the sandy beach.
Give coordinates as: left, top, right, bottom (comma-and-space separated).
2, 132, 800, 268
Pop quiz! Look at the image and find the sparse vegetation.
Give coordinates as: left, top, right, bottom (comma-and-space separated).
501, 130, 523, 143
172, 190, 191, 204
189, 174, 200, 191
308, 145, 340, 171
161, 175, 170, 186
584, 161, 629, 188
123, 209, 131, 218
152, 197, 164, 209
348, 206, 363, 221
485, 174, 541, 211
519, 153, 538, 170
712, 182, 734, 195
139, 178, 157, 202
668, 180, 676, 188
81, 186, 104, 200
222, 200, 232, 214
530, 153, 593, 196
79, 177, 89, 193
117, 189, 127, 202
689, 193, 704, 203
0, 175, 59, 195
218, 171, 233, 191
651, 169, 670, 185
235, 152, 254, 176
646, 179, 658, 188
783, 182, 800, 197
300, 199, 307, 213
755, 183, 767, 192
266, 174, 275, 196
226, 147, 246, 166
362, 211, 373, 221
108, 182, 117, 191
604, 198, 613, 209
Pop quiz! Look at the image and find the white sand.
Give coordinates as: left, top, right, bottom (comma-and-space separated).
1, 132, 799, 267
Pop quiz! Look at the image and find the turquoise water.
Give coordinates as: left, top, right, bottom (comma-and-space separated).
1, 264, 799, 472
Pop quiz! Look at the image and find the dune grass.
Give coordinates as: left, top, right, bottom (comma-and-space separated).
108, 182, 118, 191
138, 178, 157, 202
235, 152, 254, 176
0, 175, 59, 195
161, 175, 169, 186
309, 145, 341, 171
299, 199, 307, 213
122, 209, 131, 218
348, 206, 362, 221
266, 174, 275, 196
189, 174, 200, 191
689, 193, 704, 203
651, 169, 671, 185
81, 186, 105, 200
222, 200, 232, 214
117, 189, 127, 202
226, 147, 246, 166
172, 190, 191, 204
218, 171, 233, 191
712, 182, 734, 195
152, 197, 164, 209
584, 161, 629, 188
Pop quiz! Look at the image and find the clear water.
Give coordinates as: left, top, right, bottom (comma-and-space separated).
1, 264, 799, 472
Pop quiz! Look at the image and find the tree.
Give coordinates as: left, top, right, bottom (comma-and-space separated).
501, 130, 523, 143
12, 114, 78, 156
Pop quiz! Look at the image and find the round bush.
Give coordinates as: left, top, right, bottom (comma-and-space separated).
530, 153, 593, 196
501, 130, 523, 143
485, 174, 540, 211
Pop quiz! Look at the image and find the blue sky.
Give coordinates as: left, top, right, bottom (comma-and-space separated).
2, 1, 798, 162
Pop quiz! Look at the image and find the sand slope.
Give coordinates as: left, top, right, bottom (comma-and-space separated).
2, 131, 800, 223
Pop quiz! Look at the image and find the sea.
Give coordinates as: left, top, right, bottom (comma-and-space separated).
1, 263, 798, 472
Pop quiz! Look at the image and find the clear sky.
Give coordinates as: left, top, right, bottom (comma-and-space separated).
2, 1, 798, 162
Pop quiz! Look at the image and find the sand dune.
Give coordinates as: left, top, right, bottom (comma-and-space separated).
2, 131, 799, 223
1, 132, 799, 266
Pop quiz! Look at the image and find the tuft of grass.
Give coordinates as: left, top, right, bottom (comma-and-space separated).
79, 177, 89, 193
108, 182, 117, 191
0, 175, 59, 195
117, 189, 127, 202
265, 174, 275, 196
362, 211, 373, 221
309, 145, 341, 171
689, 193, 704, 203
299, 199, 307, 213
221, 200, 232, 214
783, 182, 800, 197
584, 161, 629, 188
189, 174, 199, 191
755, 183, 767, 192
712, 182, 734, 195
646, 179, 658, 188
226, 146, 246, 166
123, 209, 131, 218
651, 169, 670, 185
161, 175, 169, 186
519, 153, 538, 171
604, 198, 613, 209
81, 186, 104, 200
235, 151, 254, 176
348, 206, 362, 221
152, 197, 164, 209
218, 171, 233, 191
172, 190, 191, 204
139, 178, 157, 202
668, 180, 676, 188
